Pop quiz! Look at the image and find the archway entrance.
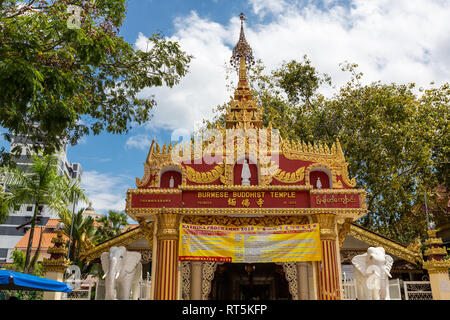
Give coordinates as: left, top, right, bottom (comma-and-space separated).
210, 263, 291, 300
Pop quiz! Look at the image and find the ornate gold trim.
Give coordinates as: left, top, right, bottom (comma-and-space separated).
127, 207, 367, 220
273, 167, 305, 184
305, 163, 337, 187
422, 259, 450, 274
311, 189, 365, 194
183, 215, 308, 226
348, 224, 423, 264
186, 164, 224, 184
79, 222, 153, 262
425, 238, 443, 246
42, 257, 70, 273
128, 188, 182, 195
157, 212, 180, 241
424, 247, 448, 256
179, 185, 312, 191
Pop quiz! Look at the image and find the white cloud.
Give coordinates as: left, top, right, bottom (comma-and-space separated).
125, 134, 153, 151
80, 171, 132, 214
134, 0, 450, 138
249, 0, 288, 16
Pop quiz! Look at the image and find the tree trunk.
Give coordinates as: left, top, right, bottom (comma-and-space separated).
24, 202, 39, 273
29, 225, 44, 272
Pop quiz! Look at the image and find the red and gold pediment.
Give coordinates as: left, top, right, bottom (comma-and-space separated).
127, 13, 366, 224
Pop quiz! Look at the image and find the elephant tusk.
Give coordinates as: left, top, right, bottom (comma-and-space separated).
115, 272, 120, 280
102, 272, 108, 279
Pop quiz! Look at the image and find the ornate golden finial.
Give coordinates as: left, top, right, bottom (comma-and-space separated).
230, 13, 254, 72
225, 13, 262, 129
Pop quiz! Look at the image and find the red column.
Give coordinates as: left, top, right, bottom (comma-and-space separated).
154, 212, 180, 300
313, 213, 341, 300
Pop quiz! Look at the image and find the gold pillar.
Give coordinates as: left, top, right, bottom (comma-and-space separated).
312, 213, 341, 300
422, 229, 450, 300
154, 211, 180, 300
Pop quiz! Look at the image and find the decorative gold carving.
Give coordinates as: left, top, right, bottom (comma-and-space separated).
139, 219, 155, 247
157, 212, 180, 241
128, 207, 367, 221
424, 247, 448, 256
305, 163, 337, 187
312, 213, 337, 240
181, 261, 191, 300
140, 249, 153, 264
423, 259, 450, 274
42, 257, 70, 273
202, 261, 220, 300
220, 163, 234, 186
338, 219, 352, 247
80, 223, 153, 262
273, 167, 305, 184
348, 224, 423, 264
407, 237, 423, 254
183, 215, 308, 227
276, 262, 298, 300
186, 164, 224, 184
47, 247, 68, 255
136, 139, 187, 188
180, 185, 312, 191
283, 138, 356, 188
424, 238, 443, 246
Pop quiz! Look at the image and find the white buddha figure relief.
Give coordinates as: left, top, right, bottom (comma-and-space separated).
316, 177, 322, 189
169, 176, 174, 188
241, 159, 251, 186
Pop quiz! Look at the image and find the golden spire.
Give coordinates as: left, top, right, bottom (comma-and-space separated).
226, 13, 262, 129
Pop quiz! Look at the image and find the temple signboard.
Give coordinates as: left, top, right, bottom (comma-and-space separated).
130, 189, 360, 209
179, 223, 321, 263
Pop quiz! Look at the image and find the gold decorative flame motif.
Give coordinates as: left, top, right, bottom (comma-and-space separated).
186, 164, 225, 184
273, 167, 305, 184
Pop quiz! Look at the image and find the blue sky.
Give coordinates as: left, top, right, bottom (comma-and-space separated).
2, 0, 449, 218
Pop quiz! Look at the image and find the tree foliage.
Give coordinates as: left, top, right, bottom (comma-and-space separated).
93, 210, 128, 244
0, 154, 88, 272
58, 207, 95, 266
0, 0, 192, 156
207, 57, 449, 244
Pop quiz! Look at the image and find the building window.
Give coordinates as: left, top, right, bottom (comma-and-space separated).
14, 205, 20, 211
26, 206, 33, 212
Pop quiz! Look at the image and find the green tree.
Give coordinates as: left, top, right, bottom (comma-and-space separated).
0, 154, 88, 273
94, 210, 128, 244
0, 0, 192, 157
207, 58, 449, 244
58, 208, 95, 266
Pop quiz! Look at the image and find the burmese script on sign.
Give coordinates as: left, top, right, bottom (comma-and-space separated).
179, 223, 321, 263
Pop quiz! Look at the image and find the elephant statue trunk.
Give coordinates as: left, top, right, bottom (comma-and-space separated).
101, 246, 143, 300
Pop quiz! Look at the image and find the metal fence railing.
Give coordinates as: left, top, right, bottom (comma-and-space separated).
403, 281, 433, 300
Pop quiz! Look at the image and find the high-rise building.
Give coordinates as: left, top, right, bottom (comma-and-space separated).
0, 136, 82, 264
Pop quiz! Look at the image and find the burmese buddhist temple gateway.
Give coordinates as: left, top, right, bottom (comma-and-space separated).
124, 14, 366, 300
77, 14, 449, 301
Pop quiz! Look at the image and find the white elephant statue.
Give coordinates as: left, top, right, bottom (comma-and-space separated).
101, 246, 142, 300
352, 247, 393, 300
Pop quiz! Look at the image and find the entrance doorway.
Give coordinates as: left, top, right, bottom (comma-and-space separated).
210, 263, 291, 300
